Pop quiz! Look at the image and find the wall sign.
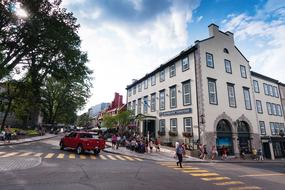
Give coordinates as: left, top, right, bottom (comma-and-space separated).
159, 108, 192, 117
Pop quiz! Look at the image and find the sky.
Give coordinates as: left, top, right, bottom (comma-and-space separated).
60, 0, 285, 114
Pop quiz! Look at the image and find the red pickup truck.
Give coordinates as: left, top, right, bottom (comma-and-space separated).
59, 131, 105, 155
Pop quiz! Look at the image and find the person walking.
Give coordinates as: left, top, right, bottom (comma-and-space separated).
111, 134, 117, 149
155, 138, 160, 152
211, 145, 218, 160
203, 145, 208, 160
221, 145, 228, 160
149, 140, 153, 153
116, 135, 121, 149
176, 143, 184, 168
4, 126, 12, 144
257, 148, 263, 161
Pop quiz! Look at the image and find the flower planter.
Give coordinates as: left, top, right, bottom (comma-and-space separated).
182, 132, 193, 138
158, 131, 166, 136
168, 131, 178, 137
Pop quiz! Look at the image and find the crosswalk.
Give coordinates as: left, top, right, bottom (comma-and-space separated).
0, 151, 143, 162
157, 162, 262, 190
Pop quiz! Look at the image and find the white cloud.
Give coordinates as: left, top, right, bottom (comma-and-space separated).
61, 0, 86, 6
72, 0, 200, 113
222, 0, 285, 83
197, 16, 203, 22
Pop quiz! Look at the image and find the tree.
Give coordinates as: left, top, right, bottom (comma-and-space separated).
76, 112, 89, 128
102, 113, 116, 129
115, 110, 133, 134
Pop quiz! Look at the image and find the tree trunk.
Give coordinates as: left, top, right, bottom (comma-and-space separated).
1, 98, 12, 131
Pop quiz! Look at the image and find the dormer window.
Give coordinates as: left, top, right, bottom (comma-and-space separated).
223, 48, 229, 54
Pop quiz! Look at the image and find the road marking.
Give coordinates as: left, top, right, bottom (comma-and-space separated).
214, 181, 244, 186
90, 155, 96, 160
57, 153, 65, 159
18, 152, 33, 157
114, 155, 126, 160
80, 155, 86, 159
175, 167, 200, 170
133, 157, 143, 161
123, 156, 134, 161
182, 170, 209, 173
239, 173, 285, 177
106, 155, 117, 160
0, 152, 18, 157
201, 177, 231, 181
191, 173, 219, 177
99, 155, 107, 160
44, 153, 55, 159
228, 186, 261, 190
33, 153, 43, 157
69, 154, 76, 159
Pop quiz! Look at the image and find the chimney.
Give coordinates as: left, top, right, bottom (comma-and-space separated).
208, 23, 219, 37
226, 31, 234, 42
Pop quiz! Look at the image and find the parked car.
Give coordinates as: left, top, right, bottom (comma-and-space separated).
59, 131, 105, 155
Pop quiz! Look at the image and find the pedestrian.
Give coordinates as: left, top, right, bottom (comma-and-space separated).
116, 135, 121, 149
111, 134, 117, 149
176, 142, 184, 168
155, 138, 160, 152
240, 149, 246, 160
257, 148, 263, 161
252, 147, 257, 160
211, 145, 218, 160
149, 140, 153, 153
221, 145, 227, 160
203, 145, 208, 160
4, 126, 12, 144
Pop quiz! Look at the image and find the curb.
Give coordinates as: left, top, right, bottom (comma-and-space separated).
183, 160, 285, 164
0, 135, 58, 146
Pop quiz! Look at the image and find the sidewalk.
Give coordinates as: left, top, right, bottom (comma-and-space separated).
0, 134, 57, 146
104, 142, 285, 163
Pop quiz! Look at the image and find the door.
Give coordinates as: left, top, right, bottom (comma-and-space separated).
262, 142, 271, 159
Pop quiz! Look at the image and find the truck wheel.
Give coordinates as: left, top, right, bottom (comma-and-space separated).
60, 141, 65, 150
76, 145, 83, 155
94, 149, 100, 155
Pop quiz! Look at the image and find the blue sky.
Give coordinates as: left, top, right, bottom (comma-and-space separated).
61, 0, 285, 112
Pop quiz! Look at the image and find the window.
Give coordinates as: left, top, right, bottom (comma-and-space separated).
182, 80, 191, 106
223, 48, 229, 54
276, 104, 282, 116
160, 70, 165, 82
170, 118, 177, 132
169, 86, 177, 108
243, 87, 252, 110
256, 100, 263, 114
68, 132, 77, 138
138, 83, 142, 92
143, 96, 148, 113
240, 65, 247, 78
182, 57, 189, 71
128, 89, 131, 97
137, 98, 141, 114
159, 90, 165, 110
150, 93, 156, 112
151, 75, 156, 86
206, 52, 214, 68
159, 119, 165, 132
270, 122, 276, 135
271, 103, 277, 116
127, 102, 131, 110
224, 59, 232, 74
266, 102, 272, 115
132, 100, 136, 114
268, 85, 273, 96
144, 79, 148, 89
169, 64, 176, 77
227, 83, 236, 107
133, 86, 136, 95
253, 80, 259, 93
208, 78, 218, 105
273, 86, 279, 98
259, 121, 266, 135
184, 117, 192, 132
264, 83, 269, 95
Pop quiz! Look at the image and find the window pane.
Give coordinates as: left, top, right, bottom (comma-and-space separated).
259, 121, 266, 135
243, 88, 252, 109
170, 86, 177, 108
183, 81, 191, 105
227, 84, 236, 107
159, 119, 165, 132
170, 118, 177, 132
160, 70, 165, 82
208, 79, 217, 104
143, 96, 148, 113
253, 80, 259, 93
159, 90, 165, 110
137, 99, 141, 114
206, 53, 214, 68
151, 93, 156, 112
170, 64, 176, 77
184, 117, 192, 132
182, 57, 189, 71
224, 60, 232, 73
240, 65, 247, 78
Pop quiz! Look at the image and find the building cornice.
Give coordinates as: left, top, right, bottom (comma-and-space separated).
251, 71, 279, 84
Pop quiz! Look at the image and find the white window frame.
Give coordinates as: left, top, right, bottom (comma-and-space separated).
227, 83, 236, 108
137, 98, 141, 114
151, 75, 156, 86
169, 64, 176, 77
259, 121, 266, 135
224, 59, 232, 74
138, 83, 142, 92
243, 87, 252, 110
170, 118, 177, 132
182, 57, 189, 71
256, 100, 263, 114
208, 79, 218, 105
169, 86, 177, 108
206, 52, 214, 68
253, 80, 259, 93
240, 65, 247, 78
182, 80, 191, 106
144, 79, 148, 89
159, 70, 165, 82
143, 96, 148, 113
133, 86, 136, 95
150, 93, 156, 112
184, 117, 192, 132
159, 119, 165, 132
159, 90, 165, 110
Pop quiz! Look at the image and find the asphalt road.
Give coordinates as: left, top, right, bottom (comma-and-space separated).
0, 136, 284, 190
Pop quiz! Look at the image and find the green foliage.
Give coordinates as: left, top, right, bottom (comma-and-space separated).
76, 112, 89, 128
102, 113, 117, 129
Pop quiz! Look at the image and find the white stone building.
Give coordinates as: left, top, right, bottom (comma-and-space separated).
126, 24, 285, 158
